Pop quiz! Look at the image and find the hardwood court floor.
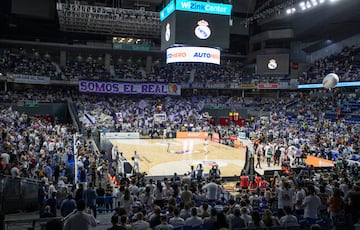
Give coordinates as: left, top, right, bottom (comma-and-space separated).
111, 138, 246, 177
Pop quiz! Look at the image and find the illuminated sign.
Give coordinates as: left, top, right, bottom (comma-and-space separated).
160, 0, 175, 21
176, 0, 232, 16
298, 81, 360, 89
166, 46, 220, 65
257, 83, 279, 89
160, 0, 232, 21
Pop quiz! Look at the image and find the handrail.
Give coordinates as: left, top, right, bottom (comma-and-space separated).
66, 98, 81, 133
4, 217, 63, 230
0, 174, 41, 185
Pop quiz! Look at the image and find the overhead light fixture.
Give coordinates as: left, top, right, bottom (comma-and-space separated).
306, 1, 312, 9
311, 0, 318, 6
299, 1, 307, 10
286, 7, 296, 15
319, 0, 325, 3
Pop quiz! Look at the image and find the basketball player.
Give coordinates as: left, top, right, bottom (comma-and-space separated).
163, 128, 167, 140
132, 151, 140, 174
204, 138, 209, 155
167, 142, 171, 153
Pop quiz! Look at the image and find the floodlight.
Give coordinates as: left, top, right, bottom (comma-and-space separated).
299, 1, 307, 10
306, 1, 312, 9
311, 0, 318, 6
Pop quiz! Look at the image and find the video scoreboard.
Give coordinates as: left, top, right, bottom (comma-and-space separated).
160, 0, 232, 64
161, 11, 230, 50
256, 54, 290, 75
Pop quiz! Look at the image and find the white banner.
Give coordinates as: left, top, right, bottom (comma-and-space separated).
10, 74, 51, 85
166, 46, 220, 65
105, 132, 140, 139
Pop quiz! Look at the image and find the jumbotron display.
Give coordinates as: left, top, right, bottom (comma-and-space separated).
256, 54, 290, 75
160, 0, 232, 51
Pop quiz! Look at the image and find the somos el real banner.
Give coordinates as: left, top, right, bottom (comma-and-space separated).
167, 47, 220, 65
79, 81, 181, 96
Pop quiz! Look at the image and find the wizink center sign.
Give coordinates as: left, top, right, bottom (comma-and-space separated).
160, 0, 232, 21
79, 81, 181, 95
176, 0, 232, 15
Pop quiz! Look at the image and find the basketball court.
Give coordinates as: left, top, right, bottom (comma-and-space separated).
110, 138, 247, 177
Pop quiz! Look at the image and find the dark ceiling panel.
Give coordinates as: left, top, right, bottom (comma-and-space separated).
232, 0, 257, 14
257, 0, 360, 43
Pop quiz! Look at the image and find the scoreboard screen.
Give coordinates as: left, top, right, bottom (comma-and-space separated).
177, 11, 229, 49
161, 13, 177, 51
256, 54, 290, 75
160, 0, 232, 51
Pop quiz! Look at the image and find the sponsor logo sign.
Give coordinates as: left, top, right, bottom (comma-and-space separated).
105, 132, 140, 139
306, 156, 335, 167
176, 132, 208, 139
160, 0, 176, 21
160, 0, 232, 21
166, 46, 220, 65
176, 0, 232, 15
257, 83, 279, 89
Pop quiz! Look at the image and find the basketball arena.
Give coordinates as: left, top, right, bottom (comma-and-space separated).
1, 0, 360, 230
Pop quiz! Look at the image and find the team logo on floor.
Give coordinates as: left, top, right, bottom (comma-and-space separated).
171, 150, 190, 154
202, 160, 218, 167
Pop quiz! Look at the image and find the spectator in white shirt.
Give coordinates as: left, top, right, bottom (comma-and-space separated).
63, 199, 97, 230
202, 179, 219, 201
302, 185, 321, 224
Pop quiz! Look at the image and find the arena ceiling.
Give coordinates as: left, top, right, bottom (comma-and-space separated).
0, 0, 359, 50
259, 0, 360, 40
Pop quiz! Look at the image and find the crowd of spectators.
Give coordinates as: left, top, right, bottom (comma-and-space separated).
2, 45, 360, 87
62, 58, 110, 81
36, 152, 360, 230
1, 87, 360, 229
0, 89, 70, 103
299, 46, 360, 84
0, 106, 79, 183
72, 90, 359, 230
0, 48, 58, 79
149, 63, 193, 83
75, 94, 210, 135
0, 48, 288, 85
113, 62, 144, 81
